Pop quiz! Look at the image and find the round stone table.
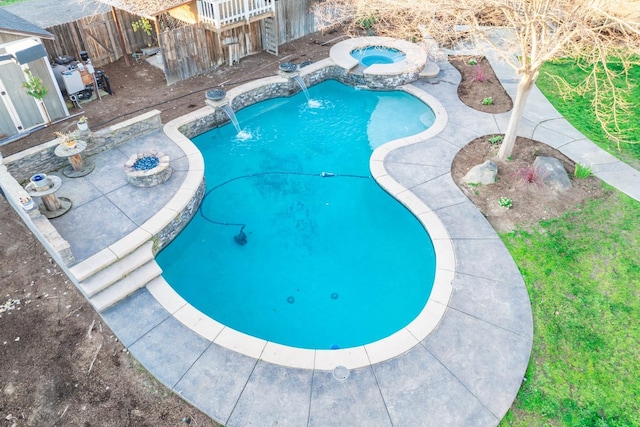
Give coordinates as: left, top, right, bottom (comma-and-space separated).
54, 140, 95, 177
24, 175, 72, 218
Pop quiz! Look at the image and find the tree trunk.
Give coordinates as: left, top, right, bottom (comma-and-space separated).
39, 99, 51, 126
497, 73, 536, 160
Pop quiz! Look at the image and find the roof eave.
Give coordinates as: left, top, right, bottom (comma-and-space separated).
0, 28, 55, 40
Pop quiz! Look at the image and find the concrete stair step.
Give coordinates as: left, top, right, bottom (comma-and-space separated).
90, 260, 162, 312
419, 62, 440, 78
79, 241, 154, 297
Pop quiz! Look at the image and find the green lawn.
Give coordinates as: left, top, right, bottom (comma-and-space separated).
498, 60, 640, 426
536, 60, 640, 169
499, 188, 640, 426
0, 0, 30, 5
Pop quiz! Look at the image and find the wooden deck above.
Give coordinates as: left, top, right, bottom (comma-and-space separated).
197, 0, 275, 31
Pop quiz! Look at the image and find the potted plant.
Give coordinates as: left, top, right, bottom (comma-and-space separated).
54, 131, 77, 149
77, 116, 89, 131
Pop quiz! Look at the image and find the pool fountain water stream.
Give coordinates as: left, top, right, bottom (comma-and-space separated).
220, 104, 242, 134
159, 80, 437, 349
292, 75, 311, 103
206, 89, 251, 139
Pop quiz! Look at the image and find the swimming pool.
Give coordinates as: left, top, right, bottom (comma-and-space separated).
157, 80, 437, 349
351, 46, 406, 67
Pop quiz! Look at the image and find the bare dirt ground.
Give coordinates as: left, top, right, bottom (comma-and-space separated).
1, 31, 343, 427
0, 35, 606, 426
449, 57, 606, 233
1, 30, 346, 157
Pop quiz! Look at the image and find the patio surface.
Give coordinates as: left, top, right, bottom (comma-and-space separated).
44, 50, 640, 427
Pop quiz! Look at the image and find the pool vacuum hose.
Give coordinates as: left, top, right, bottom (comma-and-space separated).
199, 170, 369, 245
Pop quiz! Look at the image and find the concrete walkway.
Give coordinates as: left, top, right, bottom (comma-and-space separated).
43, 52, 639, 427
481, 50, 640, 203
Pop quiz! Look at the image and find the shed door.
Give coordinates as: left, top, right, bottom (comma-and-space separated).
0, 62, 41, 135
0, 82, 18, 140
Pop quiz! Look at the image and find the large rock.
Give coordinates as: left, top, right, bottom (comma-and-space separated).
534, 156, 572, 192
463, 160, 498, 185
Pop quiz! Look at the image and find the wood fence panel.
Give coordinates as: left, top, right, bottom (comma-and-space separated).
275, 0, 317, 44
43, 20, 85, 60
115, 9, 156, 54
40, 4, 320, 84
160, 23, 220, 85
78, 14, 119, 66
43, 10, 154, 66
160, 21, 264, 85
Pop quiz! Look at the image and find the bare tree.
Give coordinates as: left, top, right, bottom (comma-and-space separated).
313, 0, 640, 159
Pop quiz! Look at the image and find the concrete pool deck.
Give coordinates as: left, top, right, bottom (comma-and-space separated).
42, 53, 640, 426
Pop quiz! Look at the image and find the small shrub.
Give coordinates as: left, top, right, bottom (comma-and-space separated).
489, 135, 504, 144
574, 163, 593, 179
471, 65, 489, 82
132, 17, 153, 37
356, 15, 377, 30
498, 197, 513, 209
468, 58, 478, 66
482, 97, 494, 105
514, 165, 546, 186
22, 69, 48, 100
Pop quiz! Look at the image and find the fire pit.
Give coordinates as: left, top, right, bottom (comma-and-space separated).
124, 151, 172, 187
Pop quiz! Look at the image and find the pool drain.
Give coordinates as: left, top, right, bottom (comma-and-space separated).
332, 365, 350, 381
330, 292, 339, 300
287, 296, 295, 304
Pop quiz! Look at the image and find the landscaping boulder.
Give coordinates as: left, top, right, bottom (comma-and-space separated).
534, 156, 572, 192
463, 160, 498, 185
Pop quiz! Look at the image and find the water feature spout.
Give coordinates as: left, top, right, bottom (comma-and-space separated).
205, 89, 249, 137
276, 64, 316, 105
220, 104, 242, 134
292, 75, 311, 103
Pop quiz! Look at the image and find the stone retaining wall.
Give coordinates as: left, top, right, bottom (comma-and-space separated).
0, 161, 74, 266
152, 179, 206, 253
179, 59, 419, 139
178, 61, 418, 140
4, 110, 162, 184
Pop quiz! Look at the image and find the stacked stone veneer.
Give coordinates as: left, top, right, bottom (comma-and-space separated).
152, 179, 206, 253
0, 161, 74, 266
0, 110, 162, 267
124, 151, 173, 187
4, 110, 163, 184
178, 60, 419, 139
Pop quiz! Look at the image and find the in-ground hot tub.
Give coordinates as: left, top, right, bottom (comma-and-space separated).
329, 36, 428, 88
351, 46, 406, 66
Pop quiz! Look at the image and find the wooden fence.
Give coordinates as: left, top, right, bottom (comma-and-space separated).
160, 21, 263, 84
43, 10, 153, 67
41, 1, 319, 83
276, 0, 318, 44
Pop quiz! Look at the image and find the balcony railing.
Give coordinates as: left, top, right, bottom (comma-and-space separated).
197, 0, 275, 29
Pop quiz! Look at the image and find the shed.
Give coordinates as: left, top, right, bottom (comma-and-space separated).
0, 9, 69, 144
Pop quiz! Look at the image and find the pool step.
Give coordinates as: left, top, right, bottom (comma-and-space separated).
79, 241, 155, 298
419, 62, 440, 78
89, 260, 163, 312
73, 240, 163, 312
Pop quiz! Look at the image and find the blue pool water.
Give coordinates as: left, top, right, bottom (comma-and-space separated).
350, 46, 406, 67
157, 80, 436, 349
